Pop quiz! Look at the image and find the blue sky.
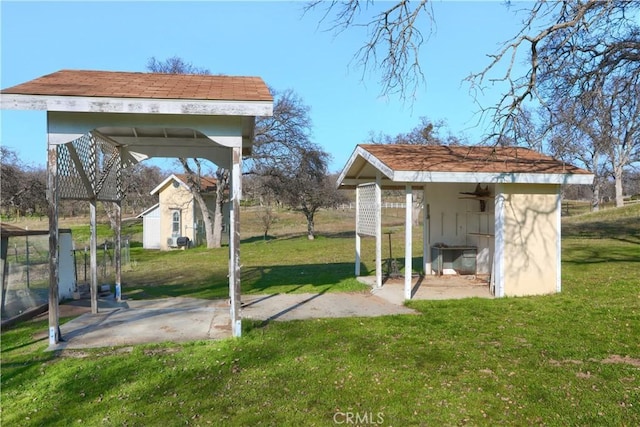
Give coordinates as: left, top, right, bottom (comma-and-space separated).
1, 1, 529, 173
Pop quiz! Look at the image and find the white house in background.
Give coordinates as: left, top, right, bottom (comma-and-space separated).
138, 174, 221, 250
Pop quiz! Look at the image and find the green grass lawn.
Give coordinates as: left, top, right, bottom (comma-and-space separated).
2, 205, 639, 426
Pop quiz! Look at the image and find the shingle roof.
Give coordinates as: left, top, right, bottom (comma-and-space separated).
1, 69, 273, 102
174, 174, 217, 191
359, 144, 591, 175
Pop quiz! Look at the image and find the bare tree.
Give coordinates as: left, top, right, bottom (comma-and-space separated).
543, 75, 640, 209
247, 88, 315, 174
247, 88, 348, 238
263, 146, 345, 240
146, 56, 211, 75
368, 116, 464, 145
307, 0, 435, 101
146, 56, 229, 248
0, 147, 47, 218
309, 1, 640, 140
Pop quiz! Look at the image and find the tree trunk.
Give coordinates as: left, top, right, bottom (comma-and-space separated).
211, 201, 223, 248
211, 168, 229, 248
305, 211, 315, 240
614, 164, 625, 208
591, 181, 600, 212
192, 190, 216, 249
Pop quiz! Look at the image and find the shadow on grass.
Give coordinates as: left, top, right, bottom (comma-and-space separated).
242, 262, 358, 293
124, 261, 366, 301
563, 217, 640, 244
563, 247, 640, 265
241, 235, 277, 244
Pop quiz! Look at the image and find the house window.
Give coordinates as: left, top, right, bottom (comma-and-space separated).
171, 210, 181, 236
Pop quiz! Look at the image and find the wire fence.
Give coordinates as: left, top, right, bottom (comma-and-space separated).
1, 234, 130, 321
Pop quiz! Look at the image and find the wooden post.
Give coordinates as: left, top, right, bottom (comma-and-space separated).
1, 236, 9, 319
493, 184, 505, 297
229, 147, 242, 337
114, 201, 122, 301
47, 143, 61, 345
555, 186, 562, 293
405, 185, 413, 300
423, 185, 430, 276
375, 173, 382, 288
355, 185, 361, 276
90, 199, 98, 313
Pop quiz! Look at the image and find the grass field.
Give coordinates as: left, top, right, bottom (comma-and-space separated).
1, 204, 639, 426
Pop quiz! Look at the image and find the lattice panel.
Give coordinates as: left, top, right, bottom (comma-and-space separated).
357, 182, 378, 237
94, 135, 121, 202
56, 132, 122, 202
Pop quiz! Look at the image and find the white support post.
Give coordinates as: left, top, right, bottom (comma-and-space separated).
229, 147, 242, 337
555, 186, 562, 293
423, 185, 430, 276
375, 173, 382, 288
355, 186, 361, 276
90, 199, 98, 314
114, 201, 122, 302
47, 143, 60, 345
404, 185, 413, 300
494, 184, 506, 297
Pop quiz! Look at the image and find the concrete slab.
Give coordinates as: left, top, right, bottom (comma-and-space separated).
241, 291, 417, 322
47, 297, 230, 351
361, 275, 494, 303
45, 291, 418, 350
41, 275, 488, 351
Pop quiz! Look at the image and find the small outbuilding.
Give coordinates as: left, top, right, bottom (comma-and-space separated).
337, 144, 594, 299
139, 174, 226, 250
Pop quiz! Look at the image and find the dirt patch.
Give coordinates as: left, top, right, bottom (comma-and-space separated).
549, 359, 583, 367
601, 355, 640, 367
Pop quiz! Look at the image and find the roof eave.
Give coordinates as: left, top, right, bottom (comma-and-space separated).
336, 145, 394, 188
340, 171, 594, 187
0, 93, 273, 117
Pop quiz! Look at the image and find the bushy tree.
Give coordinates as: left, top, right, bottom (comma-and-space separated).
0, 147, 47, 218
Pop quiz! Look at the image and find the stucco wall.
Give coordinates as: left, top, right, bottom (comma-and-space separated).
159, 183, 195, 250
499, 183, 560, 296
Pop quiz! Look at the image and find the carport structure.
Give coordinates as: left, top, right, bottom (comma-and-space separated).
337, 144, 594, 300
1, 70, 273, 343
